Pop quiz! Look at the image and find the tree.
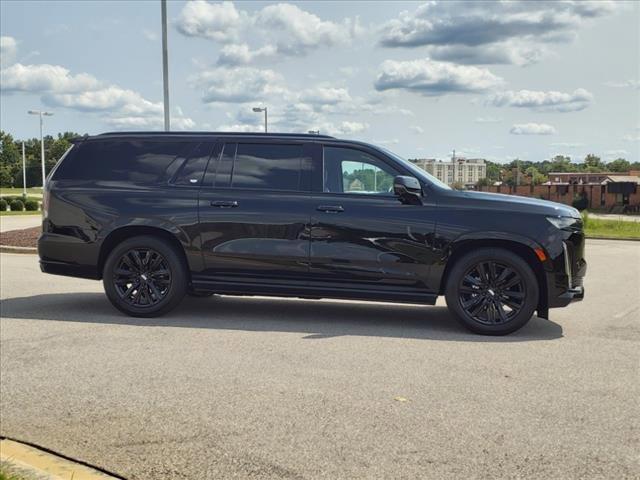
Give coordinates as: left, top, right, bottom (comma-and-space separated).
549, 155, 575, 172
476, 177, 492, 187
525, 166, 548, 185
606, 158, 630, 173
0, 131, 21, 187
584, 154, 603, 172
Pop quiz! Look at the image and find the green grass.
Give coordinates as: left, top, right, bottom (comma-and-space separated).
583, 211, 640, 239
0, 461, 33, 480
0, 210, 41, 216
0, 188, 42, 197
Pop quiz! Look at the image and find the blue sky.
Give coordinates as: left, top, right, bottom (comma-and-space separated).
1, 0, 638, 163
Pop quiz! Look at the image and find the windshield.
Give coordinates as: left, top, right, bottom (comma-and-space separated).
377, 147, 452, 190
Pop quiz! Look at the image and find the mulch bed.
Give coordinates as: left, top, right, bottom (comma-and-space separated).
0, 226, 40, 248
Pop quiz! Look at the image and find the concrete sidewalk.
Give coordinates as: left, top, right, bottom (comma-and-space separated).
0, 215, 41, 233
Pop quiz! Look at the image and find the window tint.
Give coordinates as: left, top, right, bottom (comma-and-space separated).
232, 143, 305, 191
323, 147, 398, 195
173, 142, 214, 186
56, 140, 186, 184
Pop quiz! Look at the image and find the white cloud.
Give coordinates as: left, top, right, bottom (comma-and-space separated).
190, 67, 286, 103
318, 121, 369, 136
487, 88, 593, 112
0, 36, 17, 66
622, 133, 640, 142
551, 142, 585, 148
143, 29, 158, 41
375, 58, 504, 95
510, 123, 557, 135
216, 43, 278, 66
373, 139, 400, 146
176, 1, 362, 63
299, 86, 352, 105
604, 149, 629, 158
410, 126, 424, 134
175, 0, 248, 43
44, 86, 162, 115
0, 63, 100, 93
256, 3, 360, 56
475, 116, 502, 123
379, 1, 618, 65
604, 80, 640, 89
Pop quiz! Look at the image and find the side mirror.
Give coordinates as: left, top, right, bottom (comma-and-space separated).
393, 176, 422, 204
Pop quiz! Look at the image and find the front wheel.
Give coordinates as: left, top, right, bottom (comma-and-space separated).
103, 235, 187, 317
445, 248, 539, 335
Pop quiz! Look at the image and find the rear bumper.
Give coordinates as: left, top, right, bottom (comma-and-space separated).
38, 233, 100, 279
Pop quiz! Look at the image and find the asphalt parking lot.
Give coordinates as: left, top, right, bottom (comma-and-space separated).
1, 239, 638, 479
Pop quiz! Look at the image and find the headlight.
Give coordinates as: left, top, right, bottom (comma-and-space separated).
546, 216, 579, 230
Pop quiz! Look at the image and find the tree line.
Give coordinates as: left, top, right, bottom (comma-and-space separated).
0, 130, 84, 187
478, 154, 638, 188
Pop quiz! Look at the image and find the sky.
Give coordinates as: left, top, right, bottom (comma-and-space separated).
1, 0, 639, 164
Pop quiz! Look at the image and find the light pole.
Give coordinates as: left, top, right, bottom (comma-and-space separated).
28, 110, 53, 189
22, 142, 26, 198
252, 107, 267, 132
161, 0, 170, 131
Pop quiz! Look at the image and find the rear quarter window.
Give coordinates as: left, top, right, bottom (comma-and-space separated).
55, 139, 188, 184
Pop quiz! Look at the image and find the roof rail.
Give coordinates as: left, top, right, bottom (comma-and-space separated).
95, 131, 335, 139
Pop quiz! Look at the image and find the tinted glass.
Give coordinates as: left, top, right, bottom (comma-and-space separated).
56, 140, 187, 184
232, 143, 304, 191
173, 142, 214, 186
323, 147, 398, 195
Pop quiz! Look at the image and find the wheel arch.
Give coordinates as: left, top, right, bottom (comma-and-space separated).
97, 225, 191, 281
439, 234, 549, 317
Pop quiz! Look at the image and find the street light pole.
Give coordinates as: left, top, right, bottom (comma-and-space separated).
22, 142, 26, 198
161, 0, 170, 131
28, 110, 53, 189
252, 107, 268, 132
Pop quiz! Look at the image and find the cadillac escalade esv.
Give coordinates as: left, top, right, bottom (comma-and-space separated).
39, 132, 586, 335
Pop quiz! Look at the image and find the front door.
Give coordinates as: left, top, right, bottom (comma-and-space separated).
309, 145, 438, 294
196, 140, 315, 288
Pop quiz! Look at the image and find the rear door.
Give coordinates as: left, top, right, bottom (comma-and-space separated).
195, 139, 316, 288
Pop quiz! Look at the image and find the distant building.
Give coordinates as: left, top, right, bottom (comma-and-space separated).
410, 157, 487, 187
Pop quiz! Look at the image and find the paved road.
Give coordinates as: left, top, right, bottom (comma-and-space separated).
0, 215, 41, 233
1, 240, 638, 479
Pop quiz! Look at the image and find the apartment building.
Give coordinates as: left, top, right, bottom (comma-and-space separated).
409, 157, 487, 186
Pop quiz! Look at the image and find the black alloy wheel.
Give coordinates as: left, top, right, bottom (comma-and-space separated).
445, 248, 539, 335
113, 248, 172, 307
103, 235, 187, 317
458, 260, 525, 325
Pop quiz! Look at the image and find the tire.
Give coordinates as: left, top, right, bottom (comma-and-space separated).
103, 235, 187, 317
444, 248, 539, 335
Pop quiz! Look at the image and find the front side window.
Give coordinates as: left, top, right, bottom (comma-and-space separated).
231, 143, 305, 191
323, 146, 398, 195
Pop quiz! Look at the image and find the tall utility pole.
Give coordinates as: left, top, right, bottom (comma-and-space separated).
27, 110, 53, 188
21, 142, 26, 198
161, 0, 170, 131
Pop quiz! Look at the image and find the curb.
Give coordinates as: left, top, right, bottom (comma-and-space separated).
0, 245, 37, 254
0, 438, 123, 479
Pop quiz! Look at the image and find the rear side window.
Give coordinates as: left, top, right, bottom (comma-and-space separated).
173, 142, 214, 186
56, 140, 187, 184
232, 143, 305, 191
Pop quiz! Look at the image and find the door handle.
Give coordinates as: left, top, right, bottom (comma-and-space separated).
210, 200, 238, 208
316, 205, 344, 213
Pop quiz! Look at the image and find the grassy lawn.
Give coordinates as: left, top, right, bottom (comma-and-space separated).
0, 210, 41, 216
583, 212, 640, 239
0, 188, 43, 197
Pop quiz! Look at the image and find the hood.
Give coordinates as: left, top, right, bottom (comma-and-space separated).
451, 190, 581, 218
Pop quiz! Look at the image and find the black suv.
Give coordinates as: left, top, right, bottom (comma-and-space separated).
39, 132, 586, 335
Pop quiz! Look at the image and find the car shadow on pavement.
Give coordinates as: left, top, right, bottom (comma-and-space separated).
0, 292, 563, 342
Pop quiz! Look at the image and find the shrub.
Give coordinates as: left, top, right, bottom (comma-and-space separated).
0, 198, 7, 211
572, 194, 588, 211
9, 199, 24, 211
24, 199, 39, 211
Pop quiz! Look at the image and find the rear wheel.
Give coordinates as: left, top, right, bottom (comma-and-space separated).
103, 236, 187, 317
445, 248, 539, 335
